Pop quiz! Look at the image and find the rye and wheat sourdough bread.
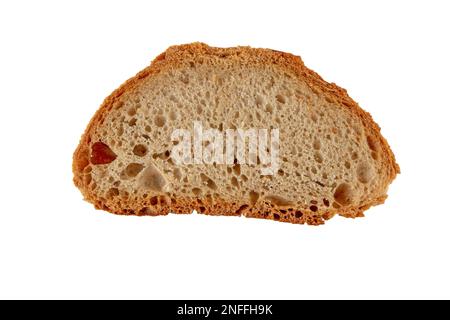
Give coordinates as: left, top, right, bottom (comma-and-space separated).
73, 43, 399, 225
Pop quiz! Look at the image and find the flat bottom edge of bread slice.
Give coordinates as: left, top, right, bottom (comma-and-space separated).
73, 42, 399, 226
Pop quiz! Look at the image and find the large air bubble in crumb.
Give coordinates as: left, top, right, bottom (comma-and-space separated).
357, 162, 373, 184
124, 163, 144, 178
139, 163, 168, 192
333, 183, 353, 206
265, 195, 294, 207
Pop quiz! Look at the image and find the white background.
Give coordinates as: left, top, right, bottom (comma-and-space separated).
0, 0, 449, 300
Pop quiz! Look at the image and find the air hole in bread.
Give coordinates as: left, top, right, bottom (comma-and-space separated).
236, 205, 248, 215
173, 168, 182, 181
124, 163, 144, 178
155, 115, 166, 127
139, 207, 152, 215
106, 188, 119, 199
84, 174, 92, 185
139, 164, 167, 191
160, 196, 170, 206
313, 139, 321, 150
192, 188, 202, 196
249, 191, 259, 205
232, 164, 240, 176
127, 107, 137, 117
314, 152, 323, 164
117, 126, 124, 137
150, 196, 158, 206
276, 94, 286, 104
333, 183, 353, 206
371, 151, 379, 160
90, 142, 117, 165
357, 162, 373, 184
231, 176, 240, 189
366, 135, 379, 152
133, 144, 148, 157
314, 181, 325, 187
265, 195, 293, 207
129, 118, 137, 126
200, 173, 217, 190
152, 151, 170, 161
295, 211, 303, 218
204, 194, 213, 204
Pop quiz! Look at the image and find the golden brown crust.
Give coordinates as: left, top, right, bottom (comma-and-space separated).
82, 191, 389, 226
73, 42, 399, 225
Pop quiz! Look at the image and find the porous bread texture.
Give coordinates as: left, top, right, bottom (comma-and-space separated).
73, 43, 399, 225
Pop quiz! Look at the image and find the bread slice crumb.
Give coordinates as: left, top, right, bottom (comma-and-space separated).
73, 43, 399, 225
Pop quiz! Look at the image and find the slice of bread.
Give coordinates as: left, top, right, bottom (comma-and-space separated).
73, 43, 399, 225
